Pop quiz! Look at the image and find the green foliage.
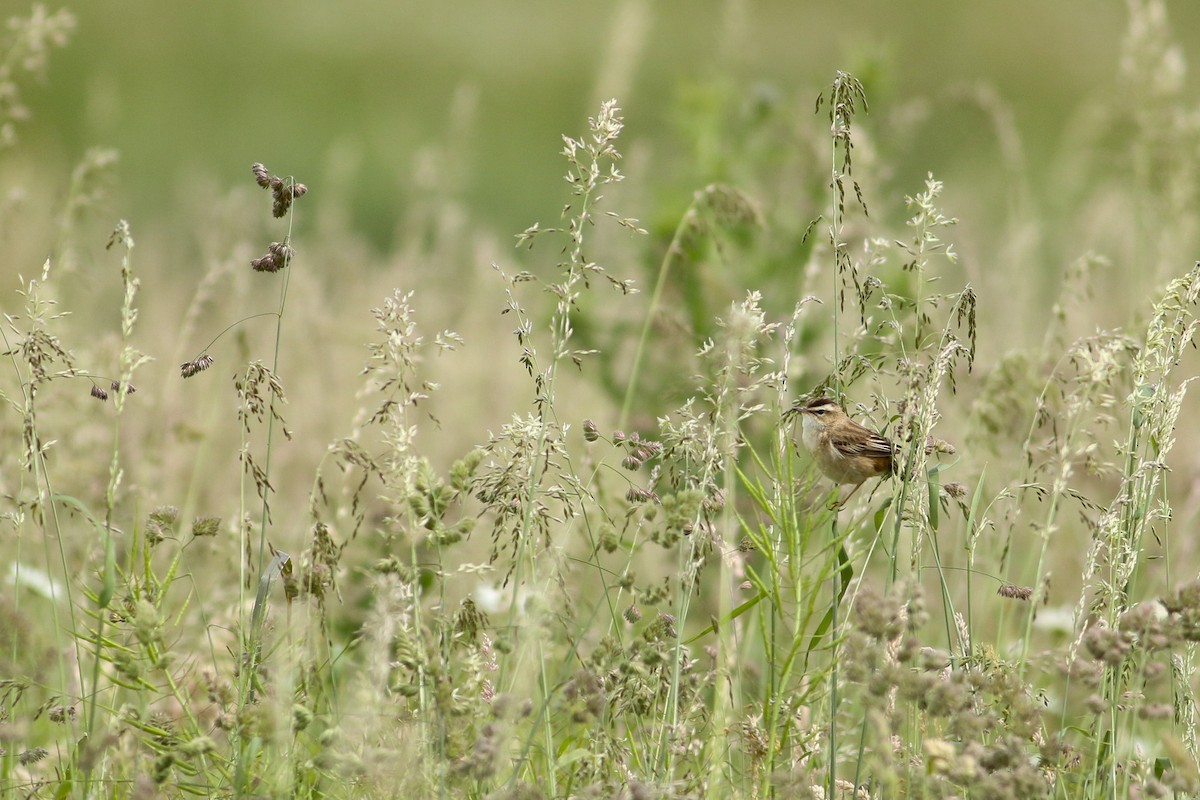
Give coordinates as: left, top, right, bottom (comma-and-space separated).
7, 3, 1200, 798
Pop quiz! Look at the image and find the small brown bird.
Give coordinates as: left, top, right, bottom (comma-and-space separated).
788, 396, 896, 508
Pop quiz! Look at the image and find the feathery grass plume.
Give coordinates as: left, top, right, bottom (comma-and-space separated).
308, 288, 471, 793
816, 71, 868, 403
235, 360, 292, 516
4, 260, 81, 546
467, 100, 651, 796
79, 219, 151, 759
326, 288, 464, 542
106, 220, 151, 411
0, 5, 76, 148
610, 291, 783, 788
1062, 264, 1200, 784
491, 105, 638, 552
896, 174, 961, 349
815, 70, 869, 223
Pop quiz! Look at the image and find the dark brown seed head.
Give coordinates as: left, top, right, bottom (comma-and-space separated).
251, 162, 271, 188
998, 584, 1034, 601
181, 353, 215, 379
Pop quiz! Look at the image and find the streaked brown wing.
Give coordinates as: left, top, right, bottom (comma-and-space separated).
829, 428, 896, 475
830, 431, 895, 459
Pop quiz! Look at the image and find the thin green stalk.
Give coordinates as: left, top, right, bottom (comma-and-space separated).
830, 125, 841, 403
500, 101, 632, 789
232, 179, 300, 796
827, 515, 840, 799
0, 277, 86, 788
963, 466, 988, 661
255, 205, 297, 577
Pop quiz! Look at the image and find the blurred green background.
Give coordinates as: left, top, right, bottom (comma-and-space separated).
19, 0, 1200, 252
5, 4, 1200, 792
5, 0, 1200, 548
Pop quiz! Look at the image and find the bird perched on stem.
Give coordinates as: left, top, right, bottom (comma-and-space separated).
787, 396, 897, 509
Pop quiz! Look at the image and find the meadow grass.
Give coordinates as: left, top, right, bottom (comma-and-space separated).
5, 2, 1200, 798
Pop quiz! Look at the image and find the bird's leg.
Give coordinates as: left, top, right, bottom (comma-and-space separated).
830, 481, 867, 510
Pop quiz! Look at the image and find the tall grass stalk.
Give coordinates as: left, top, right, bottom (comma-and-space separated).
815, 70, 868, 797
2, 259, 87, 787
83, 221, 149, 793
500, 99, 642, 793
13, 6, 1200, 795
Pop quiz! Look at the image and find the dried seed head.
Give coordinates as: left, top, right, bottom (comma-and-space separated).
192, 516, 221, 537
90, 384, 108, 401
251, 162, 271, 187
251, 162, 308, 217
251, 241, 294, 273
626, 486, 660, 504
624, 604, 642, 624
181, 353, 214, 378
997, 584, 1034, 601
272, 187, 302, 218
637, 440, 663, 458
582, 419, 599, 442
621, 454, 642, 471
943, 481, 967, 499
48, 705, 75, 723
111, 380, 136, 396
